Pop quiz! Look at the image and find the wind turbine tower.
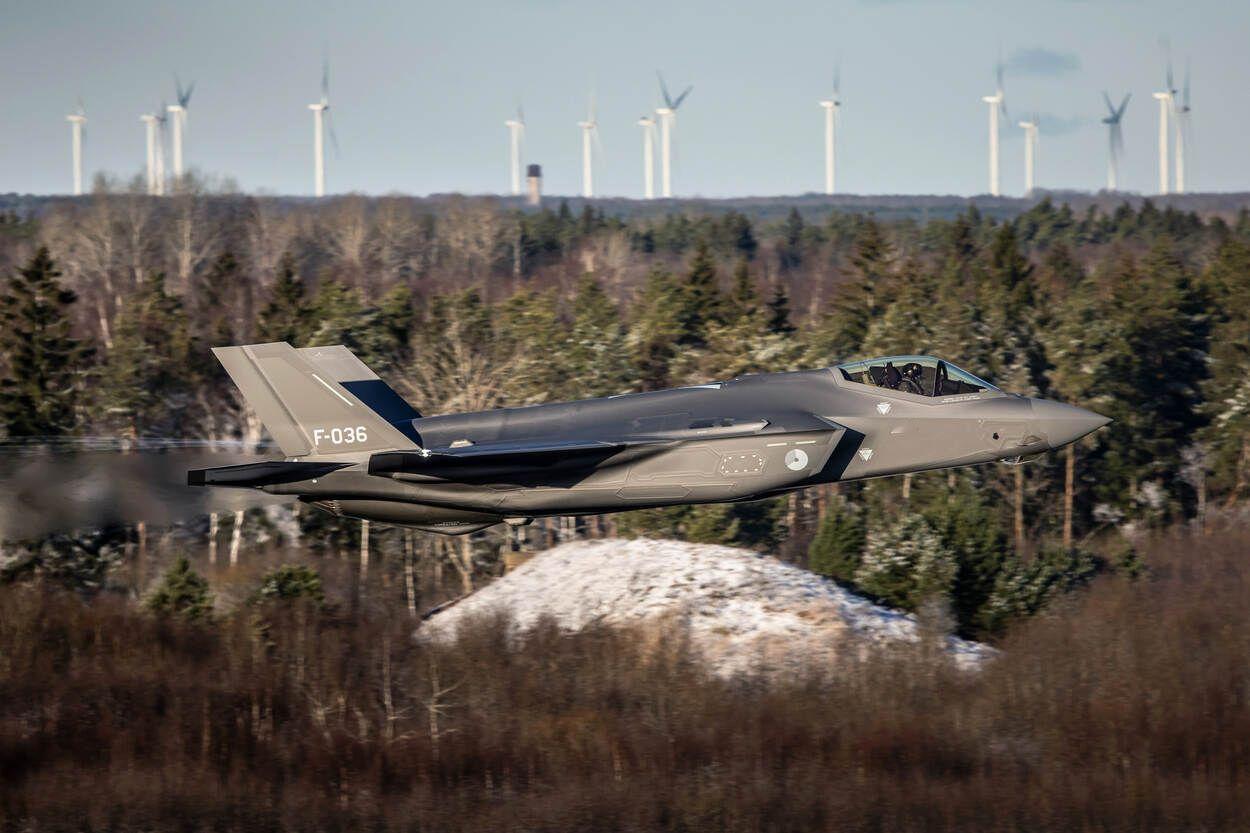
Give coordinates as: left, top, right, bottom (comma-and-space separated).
655, 72, 693, 199
578, 96, 599, 199
1018, 116, 1038, 195
166, 77, 194, 182
1175, 61, 1191, 194
1152, 89, 1171, 195
638, 115, 657, 199
66, 102, 86, 196
153, 105, 167, 195
1101, 92, 1130, 191
818, 70, 841, 195
308, 61, 336, 197
980, 64, 1006, 196
140, 113, 158, 195
504, 107, 525, 196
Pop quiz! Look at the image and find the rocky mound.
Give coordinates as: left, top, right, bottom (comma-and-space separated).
422, 538, 994, 677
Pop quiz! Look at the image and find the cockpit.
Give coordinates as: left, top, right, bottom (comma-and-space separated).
836, 356, 999, 398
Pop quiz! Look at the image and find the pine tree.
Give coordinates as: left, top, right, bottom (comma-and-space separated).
631, 267, 684, 390
565, 275, 632, 398
701, 263, 802, 380
146, 557, 214, 621
981, 547, 1099, 634
861, 267, 941, 357
854, 512, 957, 611
253, 564, 325, 604
727, 257, 759, 322
808, 496, 866, 584
780, 208, 805, 269
96, 273, 193, 436
920, 484, 1009, 636
0, 247, 91, 438
765, 282, 796, 336
1095, 241, 1209, 521
1200, 236, 1250, 502
257, 254, 313, 344
676, 239, 725, 346
807, 216, 889, 364
307, 279, 365, 346
498, 288, 567, 404
349, 283, 416, 370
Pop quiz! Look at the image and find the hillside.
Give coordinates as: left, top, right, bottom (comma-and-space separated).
422, 538, 993, 677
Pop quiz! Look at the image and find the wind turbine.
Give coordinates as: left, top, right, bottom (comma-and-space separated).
637, 115, 657, 199
308, 61, 337, 197
1018, 115, 1039, 195
578, 95, 600, 199
166, 76, 195, 183
1101, 92, 1130, 191
66, 100, 87, 196
1153, 61, 1174, 195
980, 63, 1007, 196
504, 106, 525, 196
140, 112, 158, 194
1175, 60, 1191, 194
819, 68, 841, 195
655, 72, 692, 199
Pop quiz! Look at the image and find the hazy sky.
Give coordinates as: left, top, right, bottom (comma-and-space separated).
2, 0, 1247, 198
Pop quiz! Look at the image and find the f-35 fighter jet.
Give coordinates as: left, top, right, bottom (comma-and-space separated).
189, 344, 1109, 535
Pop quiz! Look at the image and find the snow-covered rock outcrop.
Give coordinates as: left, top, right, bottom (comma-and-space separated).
421, 538, 994, 677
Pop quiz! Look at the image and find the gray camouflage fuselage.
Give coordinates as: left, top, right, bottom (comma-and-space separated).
252, 365, 1108, 534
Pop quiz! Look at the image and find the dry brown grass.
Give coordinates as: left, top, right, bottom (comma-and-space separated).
1, 524, 1249, 831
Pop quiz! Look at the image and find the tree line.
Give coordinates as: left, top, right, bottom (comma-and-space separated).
1, 190, 1248, 637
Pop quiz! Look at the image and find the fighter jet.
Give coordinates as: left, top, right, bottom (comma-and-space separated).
189, 344, 1109, 535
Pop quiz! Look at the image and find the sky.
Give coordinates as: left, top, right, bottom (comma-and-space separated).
1, 0, 1248, 199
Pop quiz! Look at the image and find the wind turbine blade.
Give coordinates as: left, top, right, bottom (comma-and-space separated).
833, 63, 841, 97
327, 111, 340, 157
673, 85, 693, 109
1102, 91, 1115, 116
1118, 93, 1131, 119
657, 71, 673, 108
321, 58, 330, 101
1183, 59, 1191, 109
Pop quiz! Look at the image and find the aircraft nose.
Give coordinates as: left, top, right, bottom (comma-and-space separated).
1030, 398, 1111, 449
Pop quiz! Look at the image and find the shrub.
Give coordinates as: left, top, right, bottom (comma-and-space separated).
145, 557, 213, 621
253, 563, 324, 604
808, 495, 866, 583
854, 512, 957, 610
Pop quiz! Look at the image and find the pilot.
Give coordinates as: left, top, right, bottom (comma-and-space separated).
883, 361, 902, 389
901, 362, 925, 394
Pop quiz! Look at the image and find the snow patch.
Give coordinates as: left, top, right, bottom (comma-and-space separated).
421, 538, 994, 678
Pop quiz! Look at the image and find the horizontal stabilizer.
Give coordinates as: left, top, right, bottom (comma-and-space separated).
188, 460, 352, 488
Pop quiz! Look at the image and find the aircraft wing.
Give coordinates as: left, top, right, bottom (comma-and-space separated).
368, 438, 668, 478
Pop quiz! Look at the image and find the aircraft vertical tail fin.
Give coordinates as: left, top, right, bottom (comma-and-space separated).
212, 342, 419, 457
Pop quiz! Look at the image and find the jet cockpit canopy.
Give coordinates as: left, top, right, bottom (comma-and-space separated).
836, 356, 999, 398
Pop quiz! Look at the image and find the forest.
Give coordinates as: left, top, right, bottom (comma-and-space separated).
1, 187, 1249, 829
